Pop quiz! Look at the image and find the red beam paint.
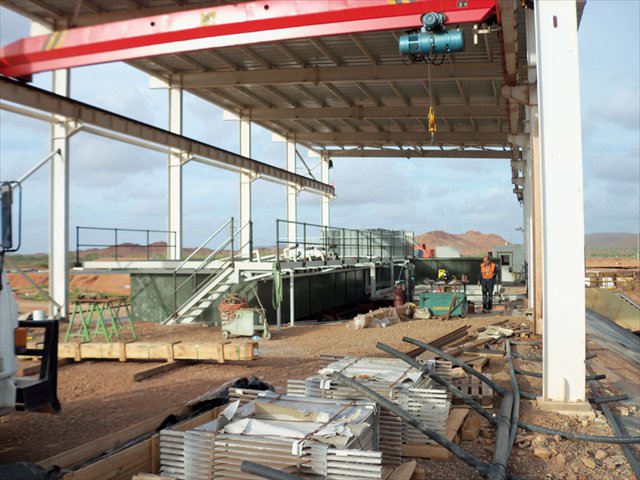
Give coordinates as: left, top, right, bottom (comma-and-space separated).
0, 0, 495, 77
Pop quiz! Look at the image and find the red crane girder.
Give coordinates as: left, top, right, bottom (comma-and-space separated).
0, 0, 496, 78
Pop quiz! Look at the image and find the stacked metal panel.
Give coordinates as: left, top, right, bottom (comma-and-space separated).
286, 356, 452, 463
161, 392, 383, 480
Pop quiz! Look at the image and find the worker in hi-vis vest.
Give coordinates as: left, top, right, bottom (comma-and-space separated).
478, 256, 497, 313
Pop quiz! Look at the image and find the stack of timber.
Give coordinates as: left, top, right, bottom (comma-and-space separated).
159, 392, 383, 480
40, 341, 259, 363
287, 356, 452, 465
37, 405, 225, 480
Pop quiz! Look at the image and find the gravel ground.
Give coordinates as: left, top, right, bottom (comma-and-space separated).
0, 312, 637, 480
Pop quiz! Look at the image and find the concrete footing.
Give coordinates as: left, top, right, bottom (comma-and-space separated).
536, 397, 595, 418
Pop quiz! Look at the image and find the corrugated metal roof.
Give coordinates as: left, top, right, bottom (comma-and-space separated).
3, 0, 529, 154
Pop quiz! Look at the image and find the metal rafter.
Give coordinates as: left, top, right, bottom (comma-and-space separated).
164, 63, 502, 88
389, 81, 410, 106
310, 38, 341, 66
323, 83, 352, 107
325, 148, 510, 158
0, 76, 333, 194
355, 82, 380, 107
239, 46, 271, 69
233, 105, 506, 120
263, 85, 298, 108
202, 50, 238, 70
350, 34, 376, 64
293, 131, 506, 144
275, 43, 305, 67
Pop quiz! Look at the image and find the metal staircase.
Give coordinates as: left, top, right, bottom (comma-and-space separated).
163, 218, 251, 325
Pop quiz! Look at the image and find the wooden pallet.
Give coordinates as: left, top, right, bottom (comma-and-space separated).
400, 408, 468, 461
28, 341, 258, 363
452, 374, 493, 407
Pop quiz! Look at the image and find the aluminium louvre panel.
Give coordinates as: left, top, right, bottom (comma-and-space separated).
160, 429, 188, 479
163, 394, 379, 480
288, 357, 452, 453
397, 379, 450, 445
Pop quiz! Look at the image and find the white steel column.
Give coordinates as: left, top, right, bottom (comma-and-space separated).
320, 154, 331, 227
239, 118, 252, 258
286, 141, 297, 244
535, 1, 587, 405
49, 69, 70, 318
168, 87, 183, 260
525, 7, 543, 335
523, 146, 535, 306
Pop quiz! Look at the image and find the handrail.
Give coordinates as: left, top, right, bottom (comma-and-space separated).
173, 217, 232, 272
275, 219, 412, 267
76, 225, 176, 264
169, 219, 252, 321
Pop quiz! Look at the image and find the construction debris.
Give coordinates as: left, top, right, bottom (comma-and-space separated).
287, 355, 452, 464
346, 304, 416, 329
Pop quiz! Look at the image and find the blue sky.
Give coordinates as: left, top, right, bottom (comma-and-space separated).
0, 1, 638, 253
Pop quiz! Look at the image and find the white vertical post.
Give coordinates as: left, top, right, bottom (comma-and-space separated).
289, 270, 295, 327
321, 154, 331, 227
522, 146, 535, 304
168, 87, 183, 260
286, 141, 297, 245
49, 69, 70, 319
525, 6, 543, 334
535, 1, 587, 405
239, 118, 252, 258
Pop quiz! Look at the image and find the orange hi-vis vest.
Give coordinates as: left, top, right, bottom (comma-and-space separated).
481, 262, 496, 280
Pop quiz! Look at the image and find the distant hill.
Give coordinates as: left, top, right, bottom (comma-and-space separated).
585, 233, 638, 250
415, 230, 508, 256
585, 233, 639, 258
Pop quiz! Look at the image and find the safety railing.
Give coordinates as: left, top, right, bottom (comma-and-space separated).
75, 226, 176, 265
170, 218, 252, 316
275, 219, 414, 267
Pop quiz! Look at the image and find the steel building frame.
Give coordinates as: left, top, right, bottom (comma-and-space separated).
0, 0, 589, 410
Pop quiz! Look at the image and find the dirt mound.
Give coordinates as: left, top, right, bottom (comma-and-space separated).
415, 230, 508, 256
7, 273, 130, 297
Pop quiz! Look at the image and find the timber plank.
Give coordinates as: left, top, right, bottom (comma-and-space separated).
133, 361, 190, 382
54, 341, 257, 362
39, 406, 187, 469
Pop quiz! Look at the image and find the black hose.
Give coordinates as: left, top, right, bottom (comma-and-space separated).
329, 371, 493, 477
506, 341, 521, 459
240, 461, 306, 480
488, 392, 514, 480
519, 421, 640, 444
514, 368, 605, 382
375, 342, 497, 425
402, 337, 509, 396
403, 338, 640, 445
588, 394, 629, 404
588, 379, 640, 477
